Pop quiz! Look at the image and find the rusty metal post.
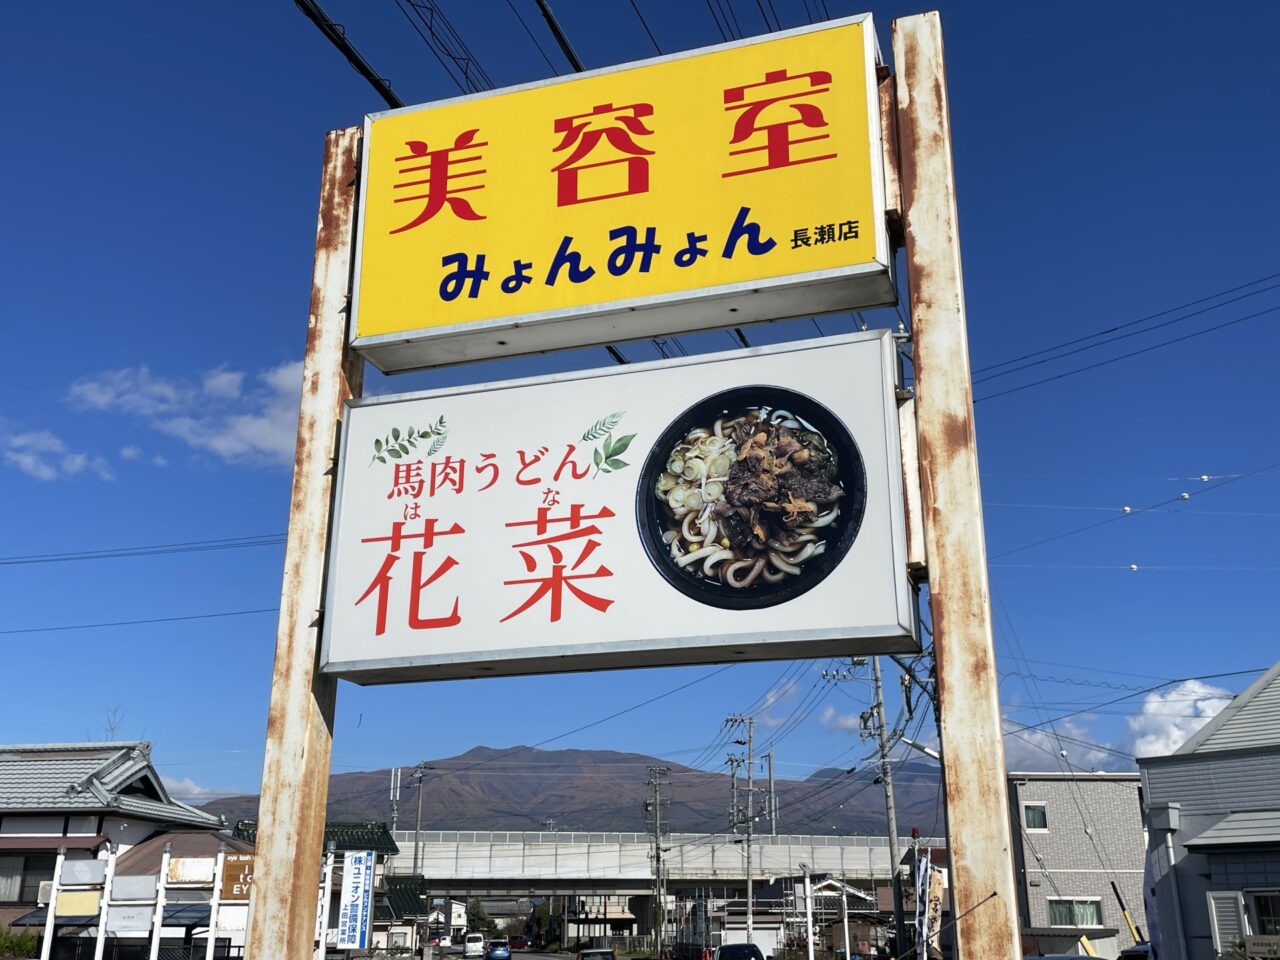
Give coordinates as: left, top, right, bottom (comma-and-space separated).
245, 125, 364, 960
892, 12, 1022, 960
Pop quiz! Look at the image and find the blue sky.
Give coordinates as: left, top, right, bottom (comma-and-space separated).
2, 0, 1278, 816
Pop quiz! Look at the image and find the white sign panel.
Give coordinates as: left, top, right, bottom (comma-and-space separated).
106, 905, 154, 934
322, 332, 915, 683
336, 850, 375, 950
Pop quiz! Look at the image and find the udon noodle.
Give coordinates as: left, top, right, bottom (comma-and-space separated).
655, 406, 844, 589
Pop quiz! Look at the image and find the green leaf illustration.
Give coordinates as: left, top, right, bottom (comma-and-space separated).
427, 427, 449, 457
607, 433, 636, 459
593, 448, 603, 469
387, 448, 402, 459
581, 412, 624, 443
606, 458, 628, 470
391, 427, 401, 441
374, 439, 383, 452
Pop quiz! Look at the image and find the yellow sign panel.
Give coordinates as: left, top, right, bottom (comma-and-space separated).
56, 890, 101, 917
352, 17, 892, 372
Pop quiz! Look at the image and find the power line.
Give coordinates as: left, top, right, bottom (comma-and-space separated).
293, 0, 404, 108
0, 533, 285, 567
628, 0, 662, 53
503, 0, 557, 73
395, 0, 494, 94
0, 607, 278, 636
974, 303, 1280, 403
989, 457, 1280, 559
973, 270, 1280, 375
973, 282, 1280, 386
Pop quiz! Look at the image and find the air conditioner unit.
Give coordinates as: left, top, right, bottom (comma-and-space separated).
39, 881, 54, 905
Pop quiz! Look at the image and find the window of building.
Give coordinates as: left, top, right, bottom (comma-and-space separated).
1023, 802, 1048, 831
1048, 898, 1103, 928
0, 854, 56, 903
391, 932, 408, 947
1249, 891, 1280, 936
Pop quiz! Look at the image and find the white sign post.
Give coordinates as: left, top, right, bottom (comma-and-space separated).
335, 850, 375, 951
322, 332, 915, 683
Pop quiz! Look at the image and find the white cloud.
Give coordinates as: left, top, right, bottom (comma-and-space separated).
161, 775, 218, 803
820, 703, 861, 732
3, 430, 113, 482
1128, 679, 1232, 758
119, 445, 142, 460
69, 360, 302, 468
154, 361, 302, 466
757, 678, 801, 727
202, 368, 246, 399
68, 366, 193, 416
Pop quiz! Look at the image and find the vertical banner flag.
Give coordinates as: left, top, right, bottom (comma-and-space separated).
336, 850, 376, 950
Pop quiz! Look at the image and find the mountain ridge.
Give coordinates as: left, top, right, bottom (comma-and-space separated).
200, 745, 944, 836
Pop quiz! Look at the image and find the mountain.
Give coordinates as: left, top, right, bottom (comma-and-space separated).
200, 746, 944, 836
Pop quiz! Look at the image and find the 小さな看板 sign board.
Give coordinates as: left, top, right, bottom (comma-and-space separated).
352, 16, 892, 372
321, 332, 916, 683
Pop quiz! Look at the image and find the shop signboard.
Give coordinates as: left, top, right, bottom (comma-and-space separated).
351, 16, 892, 371
322, 333, 915, 683
335, 850, 375, 950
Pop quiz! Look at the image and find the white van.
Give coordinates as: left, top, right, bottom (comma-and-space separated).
464, 933, 485, 958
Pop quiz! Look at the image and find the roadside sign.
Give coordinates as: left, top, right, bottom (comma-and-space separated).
106, 905, 153, 934
336, 850, 375, 950
220, 854, 254, 902
322, 332, 915, 683
352, 16, 892, 371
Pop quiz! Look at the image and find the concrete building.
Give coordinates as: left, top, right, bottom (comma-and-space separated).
1140, 661, 1280, 960
1007, 771, 1147, 958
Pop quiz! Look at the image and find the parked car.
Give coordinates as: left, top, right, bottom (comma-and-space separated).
576, 949, 617, 960
486, 939, 512, 960
440, 936, 453, 948
464, 933, 486, 958
712, 946, 765, 960
509, 935, 529, 950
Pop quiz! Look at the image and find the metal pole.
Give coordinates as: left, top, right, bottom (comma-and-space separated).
94, 842, 118, 960
39, 846, 66, 960
892, 12, 1022, 959
841, 877, 850, 960
871, 657, 907, 954
767, 752, 777, 837
147, 842, 168, 960
802, 870, 814, 960
206, 842, 226, 960
245, 126, 364, 960
745, 719, 754, 946
391, 768, 401, 835
316, 842, 336, 960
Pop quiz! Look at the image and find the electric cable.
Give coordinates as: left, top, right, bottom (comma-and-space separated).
974, 303, 1280, 403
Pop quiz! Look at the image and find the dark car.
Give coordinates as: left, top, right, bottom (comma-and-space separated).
712, 946, 766, 960
486, 940, 512, 960
576, 950, 617, 960
509, 936, 530, 950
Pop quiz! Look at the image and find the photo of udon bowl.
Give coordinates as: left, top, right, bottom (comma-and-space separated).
636, 386, 866, 610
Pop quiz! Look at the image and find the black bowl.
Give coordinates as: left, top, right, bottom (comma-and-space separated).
635, 385, 867, 610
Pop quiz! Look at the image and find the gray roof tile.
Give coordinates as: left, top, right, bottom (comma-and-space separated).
0, 742, 220, 828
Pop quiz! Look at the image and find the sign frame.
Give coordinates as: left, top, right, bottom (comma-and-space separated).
320, 331, 917, 685
350, 14, 893, 373
335, 850, 375, 951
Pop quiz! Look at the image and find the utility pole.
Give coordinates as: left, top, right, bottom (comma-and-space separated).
411, 761, 435, 877
870, 657, 907, 956
728, 715, 755, 945
646, 767, 670, 954
390, 767, 401, 835
766, 752, 777, 836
